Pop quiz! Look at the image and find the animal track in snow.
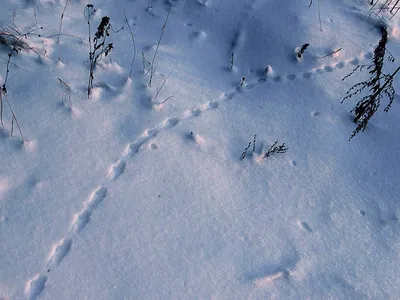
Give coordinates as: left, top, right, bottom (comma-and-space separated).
26, 273, 47, 300
25, 186, 107, 299
47, 238, 73, 268
298, 221, 313, 233
70, 186, 107, 233
26, 48, 374, 298
190, 108, 202, 117
286, 74, 296, 80
107, 159, 126, 180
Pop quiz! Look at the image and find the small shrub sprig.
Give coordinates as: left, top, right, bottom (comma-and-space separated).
367, 0, 400, 19
240, 141, 252, 160
85, 4, 113, 98
240, 136, 288, 160
342, 25, 397, 139
262, 141, 288, 159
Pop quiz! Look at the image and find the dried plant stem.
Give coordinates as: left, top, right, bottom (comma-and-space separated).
2, 92, 24, 140
124, 12, 137, 78
0, 90, 3, 129
57, 0, 71, 61
146, 8, 171, 87
153, 71, 172, 102
318, 48, 342, 59
161, 95, 173, 104
318, 0, 322, 31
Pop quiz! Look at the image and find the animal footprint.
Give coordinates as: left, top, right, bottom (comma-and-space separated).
47, 238, 72, 267
298, 221, 312, 233
287, 74, 296, 80
350, 58, 359, 65
164, 117, 180, 128
26, 274, 47, 300
246, 83, 255, 89
209, 100, 219, 109
363, 52, 373, 59
273, 75, 281, 82
191, 108, 202, 116
336, 61, 345, 68
107, 159, 126, 180
71, 186, 107, 233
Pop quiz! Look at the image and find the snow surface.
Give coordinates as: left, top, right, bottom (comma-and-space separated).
1, 0, 400, 299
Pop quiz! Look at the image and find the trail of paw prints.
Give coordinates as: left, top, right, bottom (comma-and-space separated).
262, 50, 374, 83
23, 48, 375, 299
105, 49, 375, 180
25, 186, 107, 299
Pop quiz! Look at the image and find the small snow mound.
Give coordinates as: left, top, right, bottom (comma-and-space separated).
70, 106, 82, 119
90, 87, 102, 101
192, 132, 205, 145
190, 30, 207, 41
153, 102, 164, 111
98, 61, 124, 73
34, 180, 49, 191
0, 178, 9, 200
23, 140, 37, 152
196, 0, 211, 6
254, 271, 288, 287
126, 76, 133, 85
389, 25, 400, 40
56, 60, 65, 69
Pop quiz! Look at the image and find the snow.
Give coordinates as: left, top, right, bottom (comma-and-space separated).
0, 0, 400, 299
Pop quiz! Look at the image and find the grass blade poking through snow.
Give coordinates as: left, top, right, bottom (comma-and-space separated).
56, 0, 71, 62
263, 141, 288, 159
146, 8, 171, 87
124, 12, 137, 78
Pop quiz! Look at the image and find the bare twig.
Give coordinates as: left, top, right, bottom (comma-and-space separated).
318, 0, 322, 31
161, 95, 173, 104
46, 33, 84, 42
146, 8, 171, 87
317, 47, 342, 59
153, 71, 172, 102
124, 12, 137, 78
2, 93, 24, 140
58, 77, 71, 91
0, 90, 3, 130
57, 0, 71, 61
